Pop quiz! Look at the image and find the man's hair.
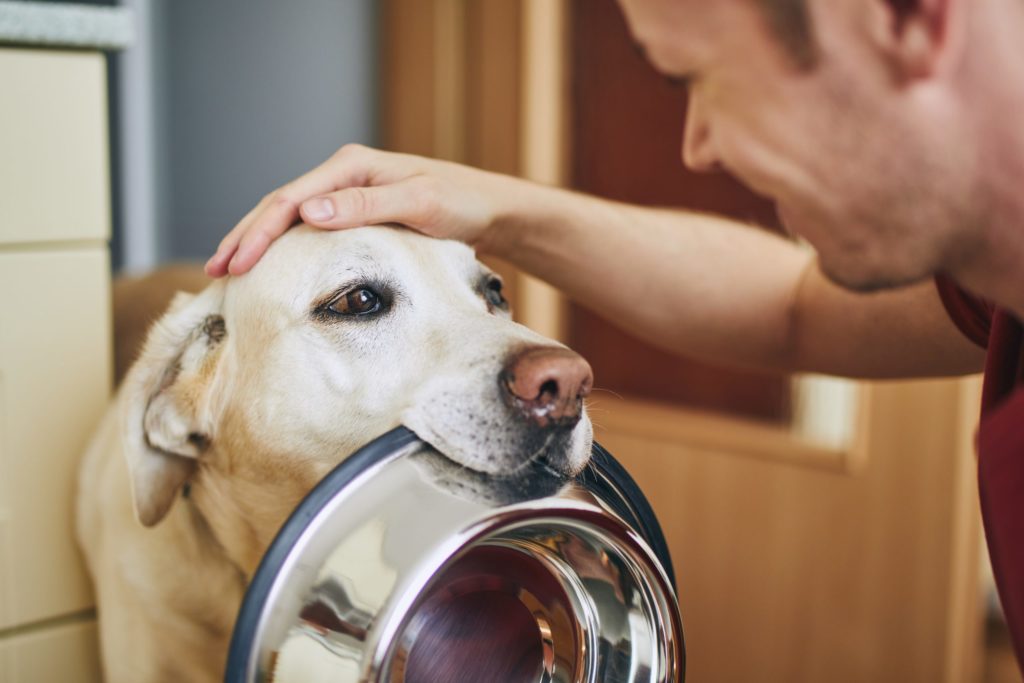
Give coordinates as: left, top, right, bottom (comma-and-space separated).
757, 0, 917, 68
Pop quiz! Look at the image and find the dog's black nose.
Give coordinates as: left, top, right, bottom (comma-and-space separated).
500, 347, 593, 428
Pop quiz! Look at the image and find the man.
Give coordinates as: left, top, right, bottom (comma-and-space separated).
204, 0, 1024, 671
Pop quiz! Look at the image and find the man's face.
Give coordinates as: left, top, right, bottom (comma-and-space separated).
617, 0, 977, 291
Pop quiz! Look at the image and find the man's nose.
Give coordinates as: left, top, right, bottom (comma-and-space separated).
681, 93, 720, 172
500, 347, 593, 429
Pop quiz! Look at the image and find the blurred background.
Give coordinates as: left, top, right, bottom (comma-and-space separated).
0, 0, 1014, 681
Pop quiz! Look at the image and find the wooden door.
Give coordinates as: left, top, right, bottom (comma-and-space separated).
569, 0, 790, 423
381, 2, 985, 680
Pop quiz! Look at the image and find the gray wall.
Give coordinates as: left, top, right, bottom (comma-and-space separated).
141, 0, 377, 263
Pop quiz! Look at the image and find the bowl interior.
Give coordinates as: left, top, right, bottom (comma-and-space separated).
385, 518, 680, 683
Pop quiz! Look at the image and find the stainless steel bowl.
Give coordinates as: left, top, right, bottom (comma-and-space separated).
225, 427, 685, 682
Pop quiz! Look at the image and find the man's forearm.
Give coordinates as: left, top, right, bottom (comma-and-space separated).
484, 179, 814, 373
483, 179, 985, 379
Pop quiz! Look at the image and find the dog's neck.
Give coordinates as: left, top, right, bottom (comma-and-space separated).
110, 473, 249, 681
160, 479, 250, 606
180, 486, 251, 585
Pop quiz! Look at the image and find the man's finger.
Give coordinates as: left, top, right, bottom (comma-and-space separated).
205, 195, 272, 276
227, 224, 278, 276
298, 179, 440, 233
226, 194, 304, 276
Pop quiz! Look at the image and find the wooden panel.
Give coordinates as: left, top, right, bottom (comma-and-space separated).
464, 0, 525, 313
0, 618, 102, 683
0, 49, 109, 245
0, 248, 110, 629
464, 1, 521, 176
379, 1, 441, 160
568, 0, 790, 422
596, 397, 856, 472
510, 0, 568, 341
380, 0, 525, 308
596, 378, 983, 682
381, 0, 523, 172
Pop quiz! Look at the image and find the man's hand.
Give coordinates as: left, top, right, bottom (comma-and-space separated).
205, 144, 512, 277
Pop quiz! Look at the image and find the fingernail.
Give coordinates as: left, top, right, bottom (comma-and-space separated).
303, 197, 335, 222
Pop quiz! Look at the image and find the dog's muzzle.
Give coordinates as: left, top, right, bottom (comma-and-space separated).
225, 427, 685, 683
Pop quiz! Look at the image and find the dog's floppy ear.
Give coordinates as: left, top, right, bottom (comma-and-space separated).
121, 281, 228, 527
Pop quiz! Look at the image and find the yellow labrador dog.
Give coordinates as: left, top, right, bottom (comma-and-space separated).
76, 225, 594, 683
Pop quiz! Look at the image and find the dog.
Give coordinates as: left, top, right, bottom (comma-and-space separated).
76, 225, 594, 682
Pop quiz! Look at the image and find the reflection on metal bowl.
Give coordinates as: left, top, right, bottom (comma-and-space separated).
393, 546, 554, 682
225, 427, 685, 683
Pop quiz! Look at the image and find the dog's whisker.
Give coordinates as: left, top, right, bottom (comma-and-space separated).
589, 386, 625, 401
509, 431, 559, 476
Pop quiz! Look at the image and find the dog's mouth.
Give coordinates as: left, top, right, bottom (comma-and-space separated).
399, 376, 594, 487
501, 431, 578, 479
507, 451, 564, 480
405, 415, 588, 472
409, 446, 574, 506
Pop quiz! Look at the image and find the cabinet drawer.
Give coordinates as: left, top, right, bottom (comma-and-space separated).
0, 619, 102, 683
0, 248, 111, 629
0, 48, 109, 246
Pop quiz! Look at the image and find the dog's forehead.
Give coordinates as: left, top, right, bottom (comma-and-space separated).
230, 225, 482, 308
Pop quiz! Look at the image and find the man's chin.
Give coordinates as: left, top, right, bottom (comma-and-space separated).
778, 202, 940, 293
817, 254, 929, 294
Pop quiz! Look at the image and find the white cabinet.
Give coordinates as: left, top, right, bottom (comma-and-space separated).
0, 249, 111, 628
0, 49, 109, 245
0, 47, 111, 682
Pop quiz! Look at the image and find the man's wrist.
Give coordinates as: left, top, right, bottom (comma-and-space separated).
479, 175, 569, 259
474, 173, 534, 256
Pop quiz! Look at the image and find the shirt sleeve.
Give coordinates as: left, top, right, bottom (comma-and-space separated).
935, 274, 993, 349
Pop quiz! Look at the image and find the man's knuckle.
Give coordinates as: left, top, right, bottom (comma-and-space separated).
269, 190, 298, 211
410, 180, 445, 225
337, 142, 366, 160
346, 186, 374, 217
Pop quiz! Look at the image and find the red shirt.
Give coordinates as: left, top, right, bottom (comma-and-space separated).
937, 275, 1024, 670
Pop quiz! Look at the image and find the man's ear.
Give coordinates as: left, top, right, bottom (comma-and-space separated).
865, 0, 957, 80
121, 281, 228, 527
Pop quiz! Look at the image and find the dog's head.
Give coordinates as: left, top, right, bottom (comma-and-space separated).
121, 226, 593, 568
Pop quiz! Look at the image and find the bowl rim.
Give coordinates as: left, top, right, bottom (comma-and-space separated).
223, 425, 683, 682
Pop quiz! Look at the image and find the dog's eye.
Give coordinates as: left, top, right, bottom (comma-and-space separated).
485, 279, 507, 310
329, 288, 382, 316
